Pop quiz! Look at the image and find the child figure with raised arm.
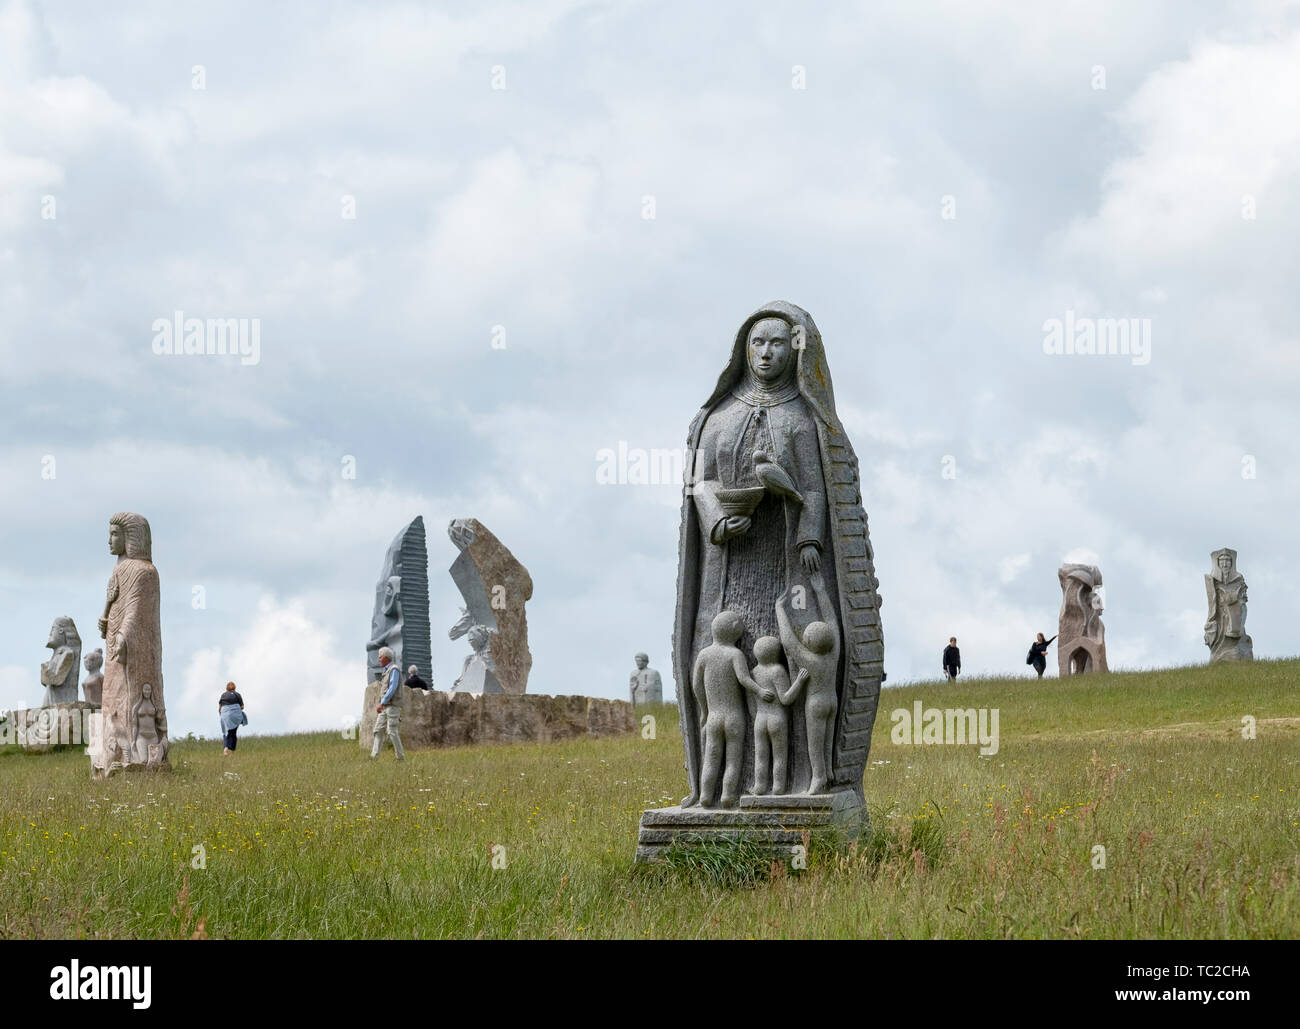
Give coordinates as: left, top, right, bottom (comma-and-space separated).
777, 572, 841, 794
749, 635, 808, 795
688, 610, 774, 808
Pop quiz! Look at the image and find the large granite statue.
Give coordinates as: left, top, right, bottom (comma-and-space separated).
81, 649, 104, 706
636, 302, 885, 860
92, 512, 169, 776
629, 653, 663, 706
447, 518, 532, 695
40, 617, 82, 706
366, 516, 432, 685
1058, 563, 1108, 676
1205, 548, 1253, 663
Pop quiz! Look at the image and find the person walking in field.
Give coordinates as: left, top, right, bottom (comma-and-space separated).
1027, 632, 1057, 678
219, 681, 247, 755
371, 646, 405, 761
942, 637, 961, 681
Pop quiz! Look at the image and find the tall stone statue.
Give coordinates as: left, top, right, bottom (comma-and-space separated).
40, 617, 82, 707
92, 512, 169, 776
81, 649, 104, 706
366, 516, 431, 686
447, 518, 532, 695
629, 653, 663, 706
1058, 563, 1108, 676
1205, 548, 1253, 663
636, 302, 884, 860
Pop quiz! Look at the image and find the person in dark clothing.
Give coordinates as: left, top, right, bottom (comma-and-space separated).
1027, 633, 1057, 678
942, 638, 960, 681
404, 665, 432, 692
218, 681, 246, 755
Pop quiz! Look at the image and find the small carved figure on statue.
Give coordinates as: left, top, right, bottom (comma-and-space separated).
777, 574, 841, 795
131, 683, 159, 765
749, 635, 807, 796
687, 610, 772, 810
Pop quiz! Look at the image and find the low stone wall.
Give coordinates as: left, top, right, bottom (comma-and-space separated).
359, 683, 635, 751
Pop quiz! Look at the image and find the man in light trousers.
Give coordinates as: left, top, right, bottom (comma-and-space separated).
371, 646, 405, 761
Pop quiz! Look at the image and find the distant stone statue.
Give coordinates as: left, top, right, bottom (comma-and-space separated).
1205, 548, 1253, 663
40, 617, 82, 707
81, 649, 104, 706
1058, 563, 1108, 676
366, 516, 431, 685
447, 518, 532, 694
450, 624, 504, 694
92, 512, 169, 777
629, 653, 663, 706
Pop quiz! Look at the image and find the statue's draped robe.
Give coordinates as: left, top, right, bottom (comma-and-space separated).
1206, 571, 1248, 656
102, 557, 164, 765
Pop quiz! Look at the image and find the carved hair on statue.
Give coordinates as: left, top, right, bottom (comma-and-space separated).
110, 511, 153, 561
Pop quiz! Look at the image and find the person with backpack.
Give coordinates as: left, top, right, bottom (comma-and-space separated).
1026, 633, 1057, 678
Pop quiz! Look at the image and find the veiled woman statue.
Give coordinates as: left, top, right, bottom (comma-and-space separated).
94, 512, 169, 775
673, 302, 884, 807
1204, 548, 1253, 663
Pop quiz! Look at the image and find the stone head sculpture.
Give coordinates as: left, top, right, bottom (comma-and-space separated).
109, 512, 153, 561
47, 616, 80, 652
1212, 548, 1238, 581
634, 652, 649, 670
746, 316, 796, 386
382, 575, 401, 615
467, 624, 491, 653
85, 649, 103, 674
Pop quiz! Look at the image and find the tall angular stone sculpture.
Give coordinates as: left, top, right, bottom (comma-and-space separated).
41, 617, 82, 707
629, 653, 663, 706
636, 302, 885, 861
447, 518, 532, 695
91, 512, 169, 777
1205, 548, 1253, 663
365, 516, 432, 685
1058, 563, 1108, 676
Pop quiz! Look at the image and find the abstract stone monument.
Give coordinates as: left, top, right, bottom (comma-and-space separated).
1058, 563, 1108, 676
41, 617, 82, 707
447, 518, 532, 695
629, 653, 663, 706
636, 302, 885, 861
366, 516, 432, 686
91, 512, 169, 776
81, 649, 104, 706
1205, 548, 1253, 663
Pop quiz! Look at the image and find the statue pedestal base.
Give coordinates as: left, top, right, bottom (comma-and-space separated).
635, 790, 866, 864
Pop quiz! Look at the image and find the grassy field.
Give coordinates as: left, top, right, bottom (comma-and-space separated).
1, 660, 1297, 939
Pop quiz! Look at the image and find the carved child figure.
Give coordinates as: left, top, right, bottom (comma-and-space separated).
777, 573, 841, 794
686, 610, 773, 808
749, 636, 808, 795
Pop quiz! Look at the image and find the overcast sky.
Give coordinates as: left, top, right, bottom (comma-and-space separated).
3, 0, 1299, 737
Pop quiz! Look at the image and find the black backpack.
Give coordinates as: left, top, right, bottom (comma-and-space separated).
1025, 647, 1036, 665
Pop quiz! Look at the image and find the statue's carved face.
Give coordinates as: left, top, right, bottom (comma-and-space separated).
635, 654, 648, 670
747, 317, 793, 384
383, 576, 401, 615
1218, 555, 1234, 572
109, 523, 125, 556
468, 625, 489, 651
46, 623, 64, 648
85, 651, 103, 672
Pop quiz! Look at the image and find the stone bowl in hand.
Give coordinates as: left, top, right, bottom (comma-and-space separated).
715, 486, 767, 517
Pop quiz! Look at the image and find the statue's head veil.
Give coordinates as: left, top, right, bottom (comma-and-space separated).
700, 301, 841, 429
111, 512, 153, 561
